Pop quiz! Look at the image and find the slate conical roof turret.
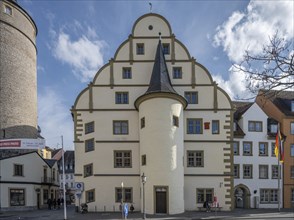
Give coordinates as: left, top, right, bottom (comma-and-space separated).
135, 39, 187, 109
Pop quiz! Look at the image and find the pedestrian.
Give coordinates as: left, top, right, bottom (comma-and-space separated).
203, 200, 210, 212
53, 198, 57, 210
61, 197, 64, 206
130, 204, 134, 213
123, 203, 129, 219
57, 198, 61, 209
47, 198, 52, 210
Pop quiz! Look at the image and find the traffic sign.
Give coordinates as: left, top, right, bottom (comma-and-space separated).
75, 182, 84, 191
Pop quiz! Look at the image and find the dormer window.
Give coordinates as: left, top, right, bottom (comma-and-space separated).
270, 124, 278, 133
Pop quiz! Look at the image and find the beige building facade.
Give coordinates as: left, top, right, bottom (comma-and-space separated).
73, 13, 233, 214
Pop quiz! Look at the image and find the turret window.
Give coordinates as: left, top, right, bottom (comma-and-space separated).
4, 5, 12, 15
173, 116, 179, 127
141, 117, 145, 129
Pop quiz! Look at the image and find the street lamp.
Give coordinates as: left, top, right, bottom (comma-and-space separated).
121, 182, 124, 219
141, 173, 147, 219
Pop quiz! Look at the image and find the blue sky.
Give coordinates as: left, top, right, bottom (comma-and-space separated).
18, 0, 293, 149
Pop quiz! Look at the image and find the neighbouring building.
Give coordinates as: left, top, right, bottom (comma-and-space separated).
0, 152, 59, 211
256, 90, 294, 208
233, 101, 283, 208
72, 13, 233, 214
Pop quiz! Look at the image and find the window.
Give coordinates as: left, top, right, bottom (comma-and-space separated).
243, 142, 252, 156
136, 43, 144, 55
212, 120, 219, 134
173, 67, 182, 79
259, 165, 268, 179
122, 67, 132, 79
162, 43, 170, 55
260, 189, 278, 203
291, 122, 294, 135
185, 92, 198, 104
187, 151, 204, 167
270, 124, 278, 133
84, 163, 93, 177
10, 189, 25, 206
234, 164, 240, 178
272, 165, 279, 179
141, 117, 145, 129
85, 121, 94, 134
187, 118, 203, 134
292, 189, 294, 203
291, 101, 294, 112
271, 143, 276, 157
53, 169, 56, 181
142, 154, 146, 166
115, 188, 133, 203
114, 151, 132, 168
259, 142, 268, 156
4, 5, 12, 15
66, 174, 68, 179
86, 189, 95, 203
291, 166, 294, 179
248, 121, 262, 132
243, 164, 253, 179
173, 116, 179, 127
43, 189, 48, 204
85, 138, 94, 152
291, 144, 294, 157
14, 164, 23, 176
113, 121, 128, 135
196, 188, 213, 203
233, 142, 240, 155
115, 92, 129, 104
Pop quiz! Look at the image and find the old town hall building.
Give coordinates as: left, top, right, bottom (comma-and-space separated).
72, 13, 233, 214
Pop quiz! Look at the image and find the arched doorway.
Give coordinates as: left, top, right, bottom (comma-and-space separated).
234, 184, 251, 208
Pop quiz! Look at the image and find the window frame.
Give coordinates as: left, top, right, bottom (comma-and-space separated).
162, 43, 170, 55
136, 43, 144, 55
114, 150, 132, 168
86, 189, 95, 203
291, 166, 294, 179
233, 141, 240, 155
271, 165, 279, 179
243, 164, 253, 179
184, 92, 198, 104
122, 67, 132, 79
115, 187, 133, 203
291, 122, 294, 135
173, 67, 182, 79
260, 189, 278, 203
141, 154, 146, 166
259, 142, 268, 156
141, 117, 145, 129
187, 118, 203, 134
85, 138, 95, 152
14, 164, 23, 176
115, 92, 129, 104
10, 189, 25, 206
85, 121, 95, 134
212, 120, 220, 134
248, 121, 263, 132
196, 188, 214, 204
243, 142, 253, 156
234, 164, 240, 179
113, 120, 129, 135
259, 165, 269, 179
4, 5, 12, 16
173, 115, 179, 127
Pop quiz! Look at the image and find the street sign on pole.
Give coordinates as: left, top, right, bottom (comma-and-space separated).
75, 182, 84, 191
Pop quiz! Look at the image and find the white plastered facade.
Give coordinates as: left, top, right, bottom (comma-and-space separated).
73, 13, 233, 214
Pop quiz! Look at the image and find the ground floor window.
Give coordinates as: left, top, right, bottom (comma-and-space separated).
115, 187, 133, 203
260, 189, 278, 203
86, 189, 95, 203
196, 188, 213, 203
10, 189, 25, 206
291, 189, 294, 203
43, 189, 49, 204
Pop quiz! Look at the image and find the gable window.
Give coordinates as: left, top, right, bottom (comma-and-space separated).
114, 151, 132, 168
173, 115, 179, 127
187, 118, 202, 134
243, 164, 253, 179
196, 188, 213, 203
187, 151, 204, 167
270, 124, 278, 133
84, 163, 93, 177
141, 117, 145, 129
162, 43, 170, 55
234, 164, 240, 178
122, 67, 132, 79
136, 43, 144, 55
212, 120, 219, 134
185, 92, 198, 104
113, 121, 128, 135
248, 121, 262, 132
10, 189, 25, 206
173, 67, 182, 79
85, 121, 94, 134
14, 164, 23, 176
4, 5, 12, 15
259, 142, 268, 156
243, 142, 252, 156
115, 92, 129, 104
259, 165, 269, 179
86, 189, 95, 203
115, 187, 133, 203
85, 138, 94, 152
233, 142, 240, 155
272, 165, 279, 179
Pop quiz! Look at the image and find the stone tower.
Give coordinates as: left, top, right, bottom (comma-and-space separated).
0, 0, 38, 139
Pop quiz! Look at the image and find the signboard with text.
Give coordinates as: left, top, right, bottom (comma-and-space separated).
0, 139, 45, 149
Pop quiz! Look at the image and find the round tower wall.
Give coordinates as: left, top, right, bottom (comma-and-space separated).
0, 0, 37, 139
139, 97, 185, 214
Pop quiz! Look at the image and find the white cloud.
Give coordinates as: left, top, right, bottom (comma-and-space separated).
213, 0, 294, 63
53, 32, 105, 82
38, 88, 73, 150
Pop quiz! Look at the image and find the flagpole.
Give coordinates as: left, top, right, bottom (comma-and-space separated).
62, 135, 67, 219
278, 153, 280, 212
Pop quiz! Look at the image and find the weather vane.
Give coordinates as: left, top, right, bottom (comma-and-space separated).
149, 2, 152, 13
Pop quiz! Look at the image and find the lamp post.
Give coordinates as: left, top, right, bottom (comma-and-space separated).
141, 173, 147, 219
121, 182, 124, 219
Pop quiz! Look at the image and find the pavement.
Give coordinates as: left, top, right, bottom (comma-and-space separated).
0, 205, 293, 220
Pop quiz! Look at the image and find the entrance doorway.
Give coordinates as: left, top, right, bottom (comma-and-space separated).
154, 186, 168, 214
234, 185, 251, 208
